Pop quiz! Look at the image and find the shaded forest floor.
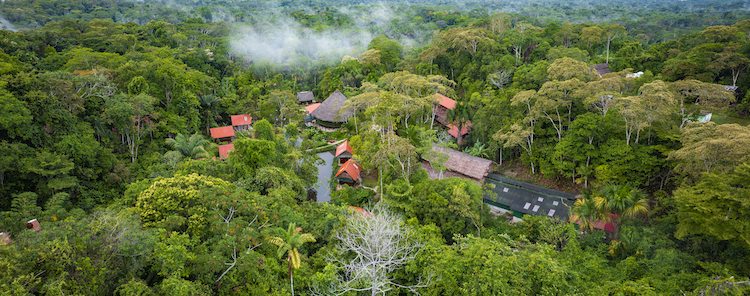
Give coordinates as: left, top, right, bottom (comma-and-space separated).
494, 160, 585, 196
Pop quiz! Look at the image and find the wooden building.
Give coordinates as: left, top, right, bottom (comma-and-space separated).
590, 63, 612, 78
230, 114, 252, 132
219, 143, 234, 160
335, 140, 354, 165
297, 91, 315, 105
433, 93, 472, 139
423, 145, 493, 182
335, 159, 361, 185
433, 93, 456, 125
310, 90, 353, 128
210, 126, 235, 142
26, 219, 40, 231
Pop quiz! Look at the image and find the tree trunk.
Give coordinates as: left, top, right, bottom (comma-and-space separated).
288, 258, 294, 296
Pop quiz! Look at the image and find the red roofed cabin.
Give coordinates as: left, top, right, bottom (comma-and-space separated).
219, 143, 234, 160
568, 213, 617, 233
433, 93, 456, 125
0, 232, 10, 245
335, 159, 361, 185
210, 126, 235, 143
27, 219, 40, 231
231, 114, 252, 132
347, 206, 371, 216
433, 93, 473, 140
335, 140, 354, 165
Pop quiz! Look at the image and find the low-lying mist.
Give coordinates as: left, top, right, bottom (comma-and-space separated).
230, 24, 373, 66
230, 5, 416, 67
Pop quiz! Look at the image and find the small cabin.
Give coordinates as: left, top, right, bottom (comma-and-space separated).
231, 114, 252, 132
590, 63, 612, 78
210, 126, 236, 143
310, 90, 353, 128
219, 143, 234, 160
297, 91, 315, 105
433, 93, 456, 125
335, 159, 361, 186
0, 232, 10, 245
26, 219, 40, 231
335, 140, 354, 165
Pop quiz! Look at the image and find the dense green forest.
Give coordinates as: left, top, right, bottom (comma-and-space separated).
2, 0, 750, 294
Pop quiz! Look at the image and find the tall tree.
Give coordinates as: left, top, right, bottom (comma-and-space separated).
313, 204, 429, 295
603, 24, 626, 64
104, 93, 156, 163
269, 223, 315, 296
674, 162, 750, 248
669, 122, 750, 183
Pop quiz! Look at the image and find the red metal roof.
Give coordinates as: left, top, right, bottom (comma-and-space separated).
347, 206, 371, 216
335, 140, 354, 157
210, 126, 235, 139
435, 93, 456, 109
569, 213, 616, 233
231, 114, 252, 126
26, 219, 40, 231
335, 160, 361, 181
219, 143, 234, 159
447, 121, 473, 138
305, 103, 321, 114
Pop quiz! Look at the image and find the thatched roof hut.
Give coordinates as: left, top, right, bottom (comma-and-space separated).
425, 145, 493, 181
311, 90, 353, 124
297, 91, 315, 104
590, 63, 611, 78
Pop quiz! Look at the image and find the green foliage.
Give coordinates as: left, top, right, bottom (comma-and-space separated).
253, 119, 274, 141
231, 138, 276, 177
134, 173, 230, 236
674, 162, 750, 247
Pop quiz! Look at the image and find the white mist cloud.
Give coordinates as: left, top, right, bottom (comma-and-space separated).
0, 13, 17, 32
230, 19, 374, 66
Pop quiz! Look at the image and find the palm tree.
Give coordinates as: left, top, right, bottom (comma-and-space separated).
199, 94, 223, 136
570, 197, 601, 234
593, 184, 649, 238
268, 223, 316, 296
572, 184, 649, 238
164, 133, 215, 159
463, 141, 490, 158
445, 100, 474, 145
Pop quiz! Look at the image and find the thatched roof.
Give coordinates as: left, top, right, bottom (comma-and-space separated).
426, 145, 493, 180
590, 63, 611, 78
311, 90, 353, 123
297, 91, 315, 103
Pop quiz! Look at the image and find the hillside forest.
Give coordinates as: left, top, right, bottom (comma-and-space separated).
2, 0, 750, 295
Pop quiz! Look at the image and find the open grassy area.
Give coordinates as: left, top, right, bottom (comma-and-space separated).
709, 113, 750, 126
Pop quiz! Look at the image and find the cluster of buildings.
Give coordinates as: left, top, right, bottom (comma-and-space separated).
209, 114, 252, 159
333, 140, 361, 186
